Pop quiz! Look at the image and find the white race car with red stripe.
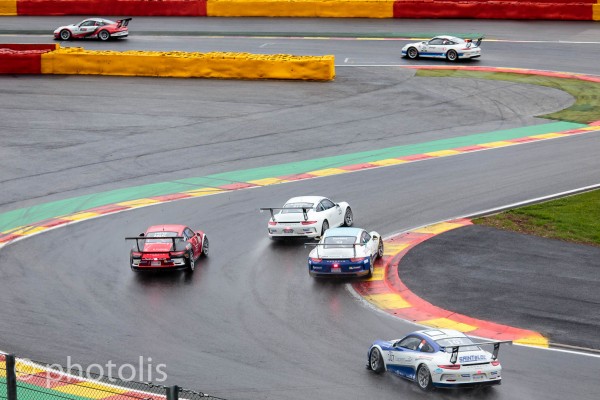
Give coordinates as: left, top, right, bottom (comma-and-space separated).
367, 329, 510, 391
54, 18, 131, 41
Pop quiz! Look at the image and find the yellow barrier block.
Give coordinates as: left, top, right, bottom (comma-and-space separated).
9, 226, 49, 236
514, 335, 549, 348
116, 198, 160, 208
364, 293, 411, 309
207, 0, 394, 18
370, 158, 408, 167
61, 212, 101, 221
0, 0, 17, 15
425, 149, 461, 158
248, 177, 285, 186
41, 48, 335, 81
413, 221, 466, 235
184, 187, 225, 197
594, 4, 600, 21
308, 168, 348, 177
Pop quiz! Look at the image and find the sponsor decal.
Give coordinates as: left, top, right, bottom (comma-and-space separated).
459, 355, 487, 363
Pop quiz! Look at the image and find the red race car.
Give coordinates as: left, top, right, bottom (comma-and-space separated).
54, 18, 132, 41
126, 224, 208, 272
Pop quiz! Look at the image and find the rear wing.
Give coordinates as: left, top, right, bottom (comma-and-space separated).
116, 18, 132, 28
125, 236, 183, 252
305, 242, 365, 258
444, 340, 512, 364
260, 207, 311, 221
464, 37, 483, 48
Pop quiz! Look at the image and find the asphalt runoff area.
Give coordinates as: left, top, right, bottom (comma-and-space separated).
399, 225, 600, 350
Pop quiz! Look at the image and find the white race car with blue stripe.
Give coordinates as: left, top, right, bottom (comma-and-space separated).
402, 36, 482, 61
308, 227, 383, 278
367, 329, 510, 391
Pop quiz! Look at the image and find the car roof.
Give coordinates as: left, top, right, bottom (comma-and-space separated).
417, 329, 467, 341
85, 18, 115, 23
284, 196, 327, 205
324, 227, 363, 238
146, 224, 186, 234
433, 35, 464, 42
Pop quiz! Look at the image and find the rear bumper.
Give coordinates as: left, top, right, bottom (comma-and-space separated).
308, 258, 372, 277
433, 379, 501, 389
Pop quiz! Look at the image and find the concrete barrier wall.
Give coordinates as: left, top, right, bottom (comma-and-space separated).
2, 0, 598, 19
16, 0, 207, 16
0, 0, 16, 14
37, 47, 335, 80
0, 44, 57, 74
207, 0, 393, 17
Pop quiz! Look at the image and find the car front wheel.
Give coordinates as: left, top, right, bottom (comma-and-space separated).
369, 348, 385, 373
321, 220, 329, 236
201, 236, 209, 257
187, 250, 195, 272
407, 47, 419, 59
60, 30, 71, 40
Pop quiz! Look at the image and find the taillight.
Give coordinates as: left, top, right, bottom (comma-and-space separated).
310, 258, 322, 263
170, 251, 185, 257
131, 252, 142, 258
438, 364, 461, 370
491, 361, 500, 366
350, 257, 366, 262
301, 221, 317, 225
268, 221, 277, 226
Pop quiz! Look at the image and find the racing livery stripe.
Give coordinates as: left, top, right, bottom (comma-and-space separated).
1, 66, 600, 247
351, 218, 549, 347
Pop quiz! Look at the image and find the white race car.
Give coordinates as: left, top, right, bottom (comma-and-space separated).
367, 329, 511, 391
402, 36, 482, 61
308, 227, 383, 278
261, 196, 352, 239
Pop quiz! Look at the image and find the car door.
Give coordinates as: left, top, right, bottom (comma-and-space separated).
321, 198, 343, 227
424, 37, 445, 57
76, 20, 98, 36
184, 227, 201, 258
389, 336, 422, 379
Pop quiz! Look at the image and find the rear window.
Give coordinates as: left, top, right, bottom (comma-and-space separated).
436, 337, 479, 352
281, 202, 313, 213
145, 231, 178, 243
323, 236, 356, 248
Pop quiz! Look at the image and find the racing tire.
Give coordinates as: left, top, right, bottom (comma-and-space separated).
446, 50, 458, 62
187, 250, 195, 272
416, 364, 434, 391
201, 236, 209, 257
321, 220, 329, 236
98, 30, 111, 41
407, 47, 419, 59
60, 30, 72, 41
377, 239, 384, 258
369, 348, 385, 374
343, 207, 354, 227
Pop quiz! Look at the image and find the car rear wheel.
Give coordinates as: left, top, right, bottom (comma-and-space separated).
60, 30, 71, 41
201, 236, 209, 257
187, 250, 195, 272
343, 207, 353, 227
417, 364, 434, 391
369, 348, 385, 373
98, 30, 110, 41
446, 50, 458, 62
407, 47, 419, 59
321, 220, 329, 236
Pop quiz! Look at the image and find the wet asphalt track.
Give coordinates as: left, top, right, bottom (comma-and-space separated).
1, 18, 600, 400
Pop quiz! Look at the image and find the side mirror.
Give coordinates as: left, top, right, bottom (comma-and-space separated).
139, 233, 145, 237
196, 232, 201, 236
372, 235, 378, 240
335, 203, 340, 208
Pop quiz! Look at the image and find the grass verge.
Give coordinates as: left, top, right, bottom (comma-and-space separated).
473, 189, 600, 247
416, 70, 600, 124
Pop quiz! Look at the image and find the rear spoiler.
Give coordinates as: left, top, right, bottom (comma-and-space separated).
305, 242, 365, 258
260, 207, 311, 221
445, 340, 512, 364
125, 236, 183, 252
116, 18, 132, 28
464, 37, 483, 48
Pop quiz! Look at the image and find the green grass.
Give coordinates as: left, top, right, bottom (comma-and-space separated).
473, 189, 600, 247
416, 70, 600, 124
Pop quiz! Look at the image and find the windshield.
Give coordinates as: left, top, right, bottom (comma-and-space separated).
281, 202, 313, 213
323, 236, 356, 249
436, 337, 480, 352
145, 231, 178, 243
